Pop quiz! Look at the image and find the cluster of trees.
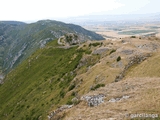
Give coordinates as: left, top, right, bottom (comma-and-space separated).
65, 33, 79, 45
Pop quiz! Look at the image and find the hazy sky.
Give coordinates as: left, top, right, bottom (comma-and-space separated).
0, 0, 159, 22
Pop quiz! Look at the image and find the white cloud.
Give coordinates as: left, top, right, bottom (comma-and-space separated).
0, 0, 124, 21
0, 0, 159, 21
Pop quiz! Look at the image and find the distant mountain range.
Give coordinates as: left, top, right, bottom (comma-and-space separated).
0, 20, 104, 74
0, 21, 26, 25
61, 13, 160, 25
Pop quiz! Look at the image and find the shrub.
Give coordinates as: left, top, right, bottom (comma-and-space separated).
60, 90, 65, 98
109, 49, 116, 55
71, 91, 76, 96
117, 56, 121, 62
85, 49, 92, 54
131, 36, 136, 38
66, 100, 73, 105
91, 84, 105, 90
89, 42, 101, 47
83, 44, 86, 47
26, 105, 30, 109
68, 84, 75, 91
77, 48, 85, 52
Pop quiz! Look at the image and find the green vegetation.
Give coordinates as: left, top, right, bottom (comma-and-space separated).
117, 56, 121, 62
118, 30, 156, 35
68, 84, 76, 91
89, 42, 102, 47
0, 39, 89, 120
91, 84, 105, 90
0, 20, 103, 74
66, 35, 73, 43
109, 49, 116, 55
130, 36, 136, 38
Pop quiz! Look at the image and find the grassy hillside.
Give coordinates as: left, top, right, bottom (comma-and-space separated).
54, 37, 160, 120
125, 52, 160, 78
0, 40, 89, 120
0, 20, 104, 74
1, 36, 160, 120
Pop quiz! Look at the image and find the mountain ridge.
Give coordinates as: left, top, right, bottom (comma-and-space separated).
0, 20, 104, 74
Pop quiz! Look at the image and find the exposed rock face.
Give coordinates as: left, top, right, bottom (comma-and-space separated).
111, 61, 124, 68
77, 55, 99, 69
0, 75, 4, 84
0, 80, 2, 84
40, 38, 53, 48
81, 94, 105, 107
109, 95, 130, 102
115, 53, 151, 82
121, 49, 134, 55
93, 47, 109, 55
136, 43, 159, 51
76, 57, 88, 68
48, 105, 73, 120
10, 44, 27, 68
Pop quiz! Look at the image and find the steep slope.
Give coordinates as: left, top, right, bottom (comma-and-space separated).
48, 37, 160, 120
1, 36, 160, 120
63, 77, 160, 120
0, 20, 104, 74
0, 40, 87, 119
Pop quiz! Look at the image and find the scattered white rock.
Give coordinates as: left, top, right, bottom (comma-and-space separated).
48, 104, 73, 120
109, 95, 130, 103
93, 47, 109, 55
81, 94, 105, 107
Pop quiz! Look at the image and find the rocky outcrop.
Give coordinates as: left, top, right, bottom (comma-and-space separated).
0, 75, 4, 84
115, 53, 151, 82
10, 44, 27, 69
48, 105, 73, 120
121, 49, 134, 55
40, 38, 53, 48
109, 95, 130, 102
136, 43, 159, 51
93, 47, 109, 55
81, 94, 105, 107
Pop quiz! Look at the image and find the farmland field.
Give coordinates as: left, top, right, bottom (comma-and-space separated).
83, 21, 160, 39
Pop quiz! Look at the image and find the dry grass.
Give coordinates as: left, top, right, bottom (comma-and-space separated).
46, 36, 160, 120
55, 37, 160, 120
72, 37, 160, 96
63, 77, 160, 120
125, 52, 160, 78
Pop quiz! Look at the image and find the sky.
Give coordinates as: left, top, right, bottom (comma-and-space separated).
0, 0, 160, 22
